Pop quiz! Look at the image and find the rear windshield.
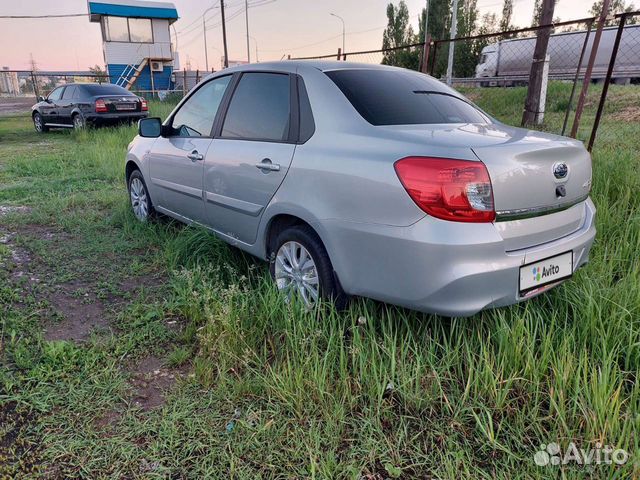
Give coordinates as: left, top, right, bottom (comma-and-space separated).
325, 69, 490, 126
81, 84, 134, 96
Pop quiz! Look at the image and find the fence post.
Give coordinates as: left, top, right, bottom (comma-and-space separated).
521, 0, 555, 127
561, 19, 594, 136
196, 69, 200, 85
183, 69, 187, 96
421, 35, 431, 74
30, 71, 38, 98
570, 0, 611, 138
588, 13, 627, 151
429, 41, 439, 76
336, 48, 342, 60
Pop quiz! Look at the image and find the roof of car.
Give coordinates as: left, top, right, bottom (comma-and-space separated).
222, 60, 414, 74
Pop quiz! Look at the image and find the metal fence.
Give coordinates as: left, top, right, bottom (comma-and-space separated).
291, 11, 640, 149
0, 69, 216, 104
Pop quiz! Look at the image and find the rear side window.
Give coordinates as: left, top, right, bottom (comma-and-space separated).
171, 75, 231, 137
325, 69, 490, 126
222, 73, 291, 142
62, 86, 77, 99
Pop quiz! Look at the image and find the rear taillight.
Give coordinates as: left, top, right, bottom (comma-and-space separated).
95, 99, 107, 113
140, 98, 148, 111
394, 156, 495, 223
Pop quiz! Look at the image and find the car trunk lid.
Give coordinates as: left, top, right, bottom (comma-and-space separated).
377, 122, 592, 250
96, 95, 141, 113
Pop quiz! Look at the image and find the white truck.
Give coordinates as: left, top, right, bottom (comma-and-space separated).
475, 24, 640, 86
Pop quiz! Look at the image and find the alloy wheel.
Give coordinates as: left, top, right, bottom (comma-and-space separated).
34, 115, 43, 132
73, 115, 85, 130
275, 241, 319, 307
129, 177, 149, 221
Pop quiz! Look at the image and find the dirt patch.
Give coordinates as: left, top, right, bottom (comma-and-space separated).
45, 281, 110, 342
611, 106, 640, 122
129, 355, 183, 410
0, 97, 34, 115
0, 402, 42, 478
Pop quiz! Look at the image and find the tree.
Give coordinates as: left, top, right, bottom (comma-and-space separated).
89, 64, 107, 83
417, 0, 453, 75
500, 0, 515, 31
454, 0, 481, 77
381, 1, 418, 69
589, 0, 637, 25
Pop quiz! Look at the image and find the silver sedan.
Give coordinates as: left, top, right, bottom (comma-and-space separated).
125, 61, 595, 316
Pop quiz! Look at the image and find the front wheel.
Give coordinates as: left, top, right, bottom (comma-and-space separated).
33, 112, 48, 133
128, 170, 154, 222
270, 225, 348, 310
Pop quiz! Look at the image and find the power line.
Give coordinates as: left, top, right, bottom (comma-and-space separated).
0, 13, 88, 19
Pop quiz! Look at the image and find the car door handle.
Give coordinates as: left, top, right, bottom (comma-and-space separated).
255, 159, 280, 172
187, 150, 204, 162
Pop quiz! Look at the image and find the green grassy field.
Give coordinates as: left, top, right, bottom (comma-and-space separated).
1, 84, 639, 479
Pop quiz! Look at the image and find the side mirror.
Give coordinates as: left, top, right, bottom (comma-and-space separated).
37, 96, 45, 102
138, 117, 162, 138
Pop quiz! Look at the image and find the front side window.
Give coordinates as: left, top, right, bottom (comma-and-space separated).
326, 69, 490, 126
47, 87, 65, 102
221, 73, 291, 142
104, 16, 153, 43
171, 75, 231, 137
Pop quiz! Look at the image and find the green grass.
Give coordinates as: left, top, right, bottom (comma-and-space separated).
1, 87, 639, 479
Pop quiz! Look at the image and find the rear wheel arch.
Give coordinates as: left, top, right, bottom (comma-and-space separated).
266, 214, 314, 258
266, 214, 349, 308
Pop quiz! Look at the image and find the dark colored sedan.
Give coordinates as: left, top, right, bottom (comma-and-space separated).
32, 83, 148, 132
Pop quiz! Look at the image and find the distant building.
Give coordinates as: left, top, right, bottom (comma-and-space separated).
88, 0, 179, 93
0, 67, 20, 95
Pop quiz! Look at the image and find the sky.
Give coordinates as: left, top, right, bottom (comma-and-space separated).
0, 0, 594, 71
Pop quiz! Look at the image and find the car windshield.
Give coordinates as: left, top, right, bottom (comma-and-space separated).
81, 84, 134, 96
325, 69, 491, 126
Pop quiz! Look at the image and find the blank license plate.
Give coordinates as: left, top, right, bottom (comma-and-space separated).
519, 251, 573, 294
116, 103, 136, 111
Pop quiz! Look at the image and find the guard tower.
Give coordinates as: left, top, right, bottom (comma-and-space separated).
88, 0, 179, 93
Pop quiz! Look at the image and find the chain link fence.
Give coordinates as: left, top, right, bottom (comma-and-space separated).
0, 69, 219, 114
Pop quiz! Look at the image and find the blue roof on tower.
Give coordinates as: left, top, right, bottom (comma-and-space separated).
88, 0, 178, 21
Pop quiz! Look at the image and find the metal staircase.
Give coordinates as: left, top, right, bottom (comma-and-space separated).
115, 58, 148, 89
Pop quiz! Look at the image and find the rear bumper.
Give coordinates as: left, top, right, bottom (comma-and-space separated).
321, 198, 596, 317
86, 112, 148, 123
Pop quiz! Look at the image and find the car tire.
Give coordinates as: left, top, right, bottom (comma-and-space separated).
33, 112, 48, 133
270, 225, 349, 310
128, 170, 155, 222
72, 113, 86, 130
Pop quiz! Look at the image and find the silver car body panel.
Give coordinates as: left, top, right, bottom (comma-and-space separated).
126, 61, 596, 317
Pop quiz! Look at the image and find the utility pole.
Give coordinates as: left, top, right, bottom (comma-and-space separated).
420, 0, 430, 73
445, 0, 459, 85
423, 0, 429, 38
570, 0, 611, 138
245, 0, 251, 62
221, 0, 229, 68
202, 5, 216, 71
330, 13, 345, 54
522, 0, 556, 126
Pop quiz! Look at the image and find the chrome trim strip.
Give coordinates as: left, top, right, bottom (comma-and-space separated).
153, 178, 202, 200
205, 191, 263, 217
495, 194, 589, 222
